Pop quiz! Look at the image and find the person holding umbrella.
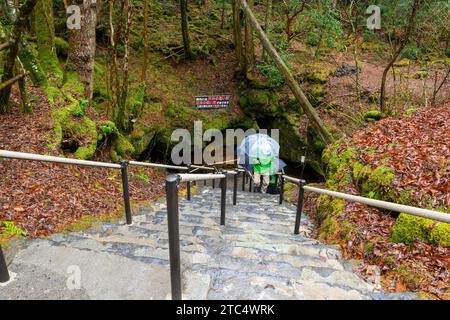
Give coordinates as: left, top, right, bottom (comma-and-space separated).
237, 133, 283, 194
252, 144, 276, 193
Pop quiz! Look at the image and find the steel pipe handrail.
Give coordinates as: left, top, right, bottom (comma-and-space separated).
178, 173, 226, 183
283, 175, 301, 184
0, 150, 121, 169
304, 186, 450, 224
129, 160, 188, 171
190, 164, 216, 171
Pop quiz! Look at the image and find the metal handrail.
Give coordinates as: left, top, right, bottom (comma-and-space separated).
0, 150, 121, 169
129, 160, 188, 171
279, 174, 450, 233
190, 164, 215, 171
304, 186, 450, 224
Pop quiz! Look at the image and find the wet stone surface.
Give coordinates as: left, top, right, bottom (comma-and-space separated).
0, 186, 418, 300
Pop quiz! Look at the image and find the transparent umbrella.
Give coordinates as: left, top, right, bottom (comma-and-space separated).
237, 134, 283, 172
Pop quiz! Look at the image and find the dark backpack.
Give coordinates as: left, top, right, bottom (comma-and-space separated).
267, 183, 280, 195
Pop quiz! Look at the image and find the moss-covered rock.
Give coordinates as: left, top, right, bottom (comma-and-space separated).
364, 110, 385, 122
393, 58, 411, 67
392, 213, 450, 247
412, 70, 428, 80
239, 89, 282, 117
307, 84, 327, 106
51, 103, 97, 160
321, 139, 450, 247
298, 63, 335, 84
97, 120, 135, 162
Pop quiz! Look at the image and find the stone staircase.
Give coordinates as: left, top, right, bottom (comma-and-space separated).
0, 185, 417, 300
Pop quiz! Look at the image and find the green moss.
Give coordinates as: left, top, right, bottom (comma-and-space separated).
51, 104, 98, 160
307, 84, 326, 105
54, 36, 69, 49
45, 85, 64, 106
360, 166, 394, 200
412, 70, 428, 80
323, 142, 356, 185
364, 110, 385, 122
393, 58, 411, 67
62, 72, 85, 97
317, 196, 346, 241
429, 223, 450, 247
33, 0, 63, 84
93, 60, 110, 103
96, 120, 135, 162
18, 40, 47, 85
74, 145, 97, 160
299, 63, 335, 84
404, 108, 418, 116
112, 135, 135, 161
392, 264, 427, 290
240, 89, 281, 117
391, 214, 435, 245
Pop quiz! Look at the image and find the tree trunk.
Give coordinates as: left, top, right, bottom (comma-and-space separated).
67, 0, 97, 106
221, 0, 226, 29
0, 0, 38, 114
180, 0, 193, 59
2, 1, 46, 85
232, 0, 244, 68
431, 67, 449, 107
238, 0, 332, 144
380, 0, 423, 113
15, 63, 32, 113
244, 0, 255, 79
33, 0, 62, 83
141, 0, 149, 82
262, 0, 272, 61
117, 0, 133, 131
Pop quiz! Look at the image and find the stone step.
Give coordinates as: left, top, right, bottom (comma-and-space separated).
1, 186, 418, 300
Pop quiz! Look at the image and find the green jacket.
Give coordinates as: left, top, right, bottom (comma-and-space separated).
253, 157, 275, 175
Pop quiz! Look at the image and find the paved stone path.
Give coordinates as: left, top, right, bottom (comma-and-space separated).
0, 185, 417, 300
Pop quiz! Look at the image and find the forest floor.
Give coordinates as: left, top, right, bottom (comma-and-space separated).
0, 86, 166, 240
288, 106, 450, 299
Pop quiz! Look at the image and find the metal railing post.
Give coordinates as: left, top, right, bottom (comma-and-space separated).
186, 165, 191, 200
294, 180, 306, 235
220, 172, 227, 225
212, 178, 215, 189
233, 170, 238, 205
279, 175, 285, 205
165, 175, 182, 300
186, 181, 191, 200
242, 170, 246, 191
249, 173, 253, 193
120, 160, 132, 225
0, 246, 10, 283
